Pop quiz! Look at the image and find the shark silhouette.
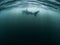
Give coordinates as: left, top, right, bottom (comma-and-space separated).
22, 10, 39, 16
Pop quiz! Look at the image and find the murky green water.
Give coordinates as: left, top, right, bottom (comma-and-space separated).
0, 7, 60, 44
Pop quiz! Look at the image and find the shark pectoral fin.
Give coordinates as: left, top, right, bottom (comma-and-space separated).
34, 11, 39, 16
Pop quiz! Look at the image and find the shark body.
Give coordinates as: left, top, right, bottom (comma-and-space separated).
22, 10, 39, 16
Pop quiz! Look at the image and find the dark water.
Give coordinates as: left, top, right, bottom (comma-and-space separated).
0, 0, 60, 45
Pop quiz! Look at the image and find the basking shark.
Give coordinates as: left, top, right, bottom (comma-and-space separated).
22, 10, 39, 16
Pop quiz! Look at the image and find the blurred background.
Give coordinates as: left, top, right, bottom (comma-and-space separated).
0, 0, 60, 45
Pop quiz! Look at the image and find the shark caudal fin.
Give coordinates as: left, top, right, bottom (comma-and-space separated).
34, 11, 39, 16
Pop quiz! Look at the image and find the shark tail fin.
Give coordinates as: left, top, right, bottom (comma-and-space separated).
34, 11, 39, 16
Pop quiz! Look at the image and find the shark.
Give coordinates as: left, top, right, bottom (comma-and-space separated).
22, 9, 39, 16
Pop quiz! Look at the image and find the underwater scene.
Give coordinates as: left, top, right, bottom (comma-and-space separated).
0, 0, 60, 44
